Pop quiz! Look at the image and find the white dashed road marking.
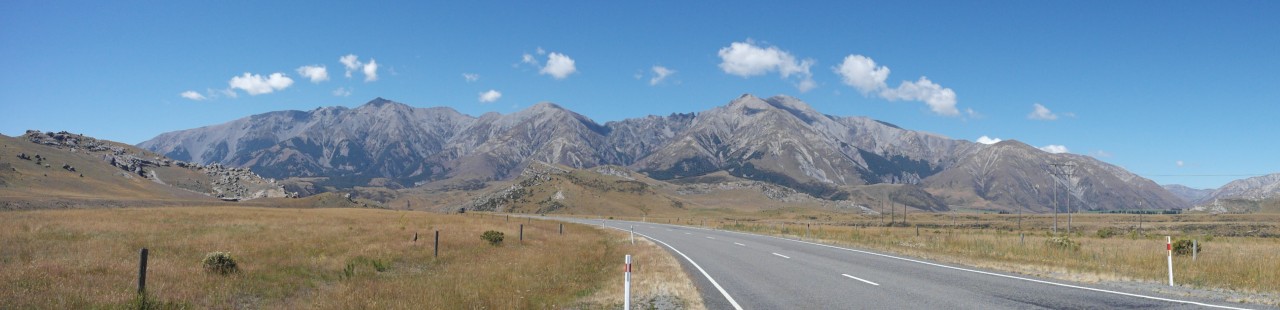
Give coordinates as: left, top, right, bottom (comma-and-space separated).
772, 253, 790, 259
842, 274, 880, 286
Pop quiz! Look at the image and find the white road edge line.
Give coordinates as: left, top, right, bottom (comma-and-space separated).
841, 273, 880, 286
593, 221, 744, 310
693, 225, 1252, 310
772, 252, 790, 259
706, 236, 715, 239
733, 242, 745, 246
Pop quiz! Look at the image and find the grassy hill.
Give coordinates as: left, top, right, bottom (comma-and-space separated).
1, 132, 286, 209
0, 134, 216, 209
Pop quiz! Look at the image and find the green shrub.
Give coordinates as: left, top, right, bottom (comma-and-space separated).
481, 230, 504, 246
371, 259, 390, 272
1172, 239, 1202, 256
202, 252, 238, 275
1045, 236, 1080, 251
1095, 227, 1118, 239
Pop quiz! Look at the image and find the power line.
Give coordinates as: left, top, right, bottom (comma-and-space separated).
1141, 174, 1270, 177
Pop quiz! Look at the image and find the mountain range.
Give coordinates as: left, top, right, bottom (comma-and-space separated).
139, 95, 1191, 212
1164, 174, 1280, 203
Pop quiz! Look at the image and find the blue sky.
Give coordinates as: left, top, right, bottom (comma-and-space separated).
2, 1, 1277, 189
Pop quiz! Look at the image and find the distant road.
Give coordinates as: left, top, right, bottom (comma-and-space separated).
559, 218, 1263, 310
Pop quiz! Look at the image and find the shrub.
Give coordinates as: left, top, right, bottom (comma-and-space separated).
202, 252, 239, 275
481, 230, 504, 246
1045, 236, 1080, 251
1172, 239, 1202, 256
1095, 227, 1118, 239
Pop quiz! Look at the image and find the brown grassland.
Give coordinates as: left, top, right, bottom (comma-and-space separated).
0, 207, 702, 309
597, 211, 1280, 307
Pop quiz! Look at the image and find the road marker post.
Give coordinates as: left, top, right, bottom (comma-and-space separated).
630, 225, 635, 245
1167, 236, 1174, 286
624, 254, 632, 310
1192, 240, 1197, 261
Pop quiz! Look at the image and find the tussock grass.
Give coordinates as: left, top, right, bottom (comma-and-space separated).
0, 207, 701, 309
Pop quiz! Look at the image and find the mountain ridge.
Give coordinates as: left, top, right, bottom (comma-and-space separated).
139, 95, 1189, 212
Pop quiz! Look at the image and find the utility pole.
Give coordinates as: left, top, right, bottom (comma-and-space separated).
1049, 162, 1077, 234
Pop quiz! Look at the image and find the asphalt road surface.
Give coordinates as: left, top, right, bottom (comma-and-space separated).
559, 218, 1265, 310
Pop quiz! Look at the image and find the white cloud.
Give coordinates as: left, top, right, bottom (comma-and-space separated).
796, 77, 817, 93
228, 72, 293, 95
478, 89, 502, 103
340, 54, 361, 78
834, 55, 889, 95
1028, 103, 1058, 120
1176, 160, 1185, 167
833, 54, 959, 116
536, 47, 546, 55
463, 73, 480, 82
362, 58, 378, 82
332, 87, 352, 97
296, 65, 329, 83
880, 77, 958, 116
717, 40, 816, 92
976, 136, 1003, 145
649, 66, 676, 85
540, 52, 577, 79
1039, 145, 1070, 154
521, 53, 539, 66
966, 108, 983, 119
180, 90, 207, 101
220, 88, 238, 99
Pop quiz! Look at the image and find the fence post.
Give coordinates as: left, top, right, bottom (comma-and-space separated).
560, 223, 564, 235
434, 230, 439, 258
624, 254, 632, 310
520, 224, 524, 243
138, 248, 148, 295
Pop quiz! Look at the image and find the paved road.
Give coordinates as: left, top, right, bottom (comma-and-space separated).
560, 218, 1264, 310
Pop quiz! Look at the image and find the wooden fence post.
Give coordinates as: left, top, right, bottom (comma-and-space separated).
137, 248, 148, 295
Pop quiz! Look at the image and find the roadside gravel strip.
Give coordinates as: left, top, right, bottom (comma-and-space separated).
556, 217, 1267, 310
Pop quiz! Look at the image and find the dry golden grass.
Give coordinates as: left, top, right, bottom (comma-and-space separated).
605, 212, 1280, 306
0, 207, 702, 309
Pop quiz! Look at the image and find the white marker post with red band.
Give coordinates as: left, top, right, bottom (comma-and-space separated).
1167, 236, 1174, 286
624, 254, 632, 309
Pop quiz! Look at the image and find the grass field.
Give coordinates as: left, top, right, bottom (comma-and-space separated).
597, 211, 1280, 307
0, 207, 702, 309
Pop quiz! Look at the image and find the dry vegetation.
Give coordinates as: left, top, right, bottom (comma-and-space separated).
0, 207, 702, 309
601, 212, 1280, 307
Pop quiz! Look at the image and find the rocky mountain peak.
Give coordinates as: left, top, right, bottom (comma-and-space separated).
356, 97, 409, 111
529, 101, 565, 111
726, 94, 773, 111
